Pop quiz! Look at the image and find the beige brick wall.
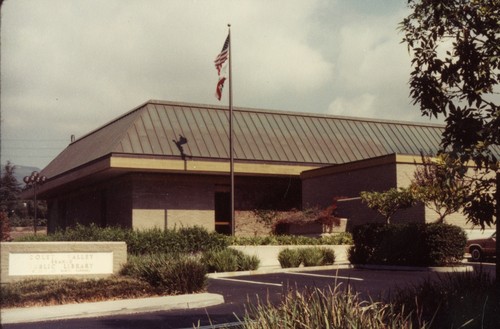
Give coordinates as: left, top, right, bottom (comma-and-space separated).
303, 163, 397, 209
304, 158, 473, 229
167, 209, 214, 231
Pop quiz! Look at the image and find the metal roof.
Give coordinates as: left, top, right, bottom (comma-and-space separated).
42, 100, 446, 178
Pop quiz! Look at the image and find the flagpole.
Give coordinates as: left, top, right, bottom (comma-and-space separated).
227, 24, 235, 236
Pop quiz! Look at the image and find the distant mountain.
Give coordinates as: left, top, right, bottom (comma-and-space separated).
1, 164, 41, 186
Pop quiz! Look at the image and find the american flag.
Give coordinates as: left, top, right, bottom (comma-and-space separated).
214, 35, 230, 75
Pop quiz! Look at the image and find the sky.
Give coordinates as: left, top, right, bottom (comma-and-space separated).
1, 0, 440, 170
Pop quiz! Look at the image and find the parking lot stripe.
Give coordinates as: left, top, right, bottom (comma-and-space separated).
286, 272, 364, 281
212, 277, 283, 287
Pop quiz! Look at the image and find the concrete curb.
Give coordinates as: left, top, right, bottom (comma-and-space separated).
0, 293, 224, 324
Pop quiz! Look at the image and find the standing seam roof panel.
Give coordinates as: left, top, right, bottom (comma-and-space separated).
322, 119, 353, 163
185, 108, 211, 157
268, 114, 294, 161
214, 109, 230, 158
201, 109, 225, 158
175, 107, 203, 157
335, 120, 363, 161
375, 123, 403, 154
273, 115, 305, 163
256, 113, 287, 162
142, 107, 163, 154
307, 117, 337, 162
357, 121, 389, 157
285, 115, 315, 163
151, 104, 175, 154
344, 120, 377, 159
316, 119, 346, 163
233, 112, 256, 160
296, 117, 327, 163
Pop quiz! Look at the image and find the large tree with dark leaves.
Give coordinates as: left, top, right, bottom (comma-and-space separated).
400, 0, 499, 278
0, 162, 21, 216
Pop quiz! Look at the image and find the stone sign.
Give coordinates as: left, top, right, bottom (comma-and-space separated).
1, 242, 127, 283
9, 252, 114, 276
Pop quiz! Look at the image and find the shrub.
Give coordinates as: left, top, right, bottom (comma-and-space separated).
348, 223, 466, 266
424, 223, 467, 265
120, 253, 207, 294
320, 248, 336, 265
278, 247, 336, 268
278, 248, 302, 268
201, 248, 260, 273
300, 248, 325, 267
393, 271, 499, 328
237, 253, 260, 271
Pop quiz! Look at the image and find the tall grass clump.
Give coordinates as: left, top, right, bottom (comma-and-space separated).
393, 271, 499, 328
278, 247, 336, 268
120, 254, 207, 294
278, 248, 302, 268
201, 248, 259, 273
241, 285, 417, 329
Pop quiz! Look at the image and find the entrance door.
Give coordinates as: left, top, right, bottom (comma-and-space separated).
214, 192, 231, 234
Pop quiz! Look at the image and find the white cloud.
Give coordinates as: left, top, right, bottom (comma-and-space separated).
326, 8, 421, 121
328, 93, 376, 117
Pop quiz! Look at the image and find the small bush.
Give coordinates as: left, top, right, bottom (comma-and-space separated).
348, 223, 466, 266
300, 248, 325, 267
320, 248, 336, 265
120, 254, 207, 294
237, 253, 261, 271
201, 249, 239, 272
201, 248, 260, 273
278, 248, 302, 268
278, 247, 336, 268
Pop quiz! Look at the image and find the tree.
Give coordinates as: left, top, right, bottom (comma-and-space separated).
360, 188, 416, 224
410, 154, 468, 223
400, 0, 499, 280
0, 161, 21, 216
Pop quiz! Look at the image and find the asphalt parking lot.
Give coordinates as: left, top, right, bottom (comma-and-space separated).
6, 264, 494, 329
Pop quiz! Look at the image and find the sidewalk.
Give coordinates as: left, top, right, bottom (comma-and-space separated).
0, 293, 224, 325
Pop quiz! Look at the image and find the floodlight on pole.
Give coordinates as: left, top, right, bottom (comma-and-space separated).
23, 171, 47, 235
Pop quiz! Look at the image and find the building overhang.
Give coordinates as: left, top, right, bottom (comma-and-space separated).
28, 153, 323, 199
300, 154, 423, 180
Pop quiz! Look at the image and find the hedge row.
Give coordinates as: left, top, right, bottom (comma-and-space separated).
228, 233, 353, 246
17, 224, 228, 255
348, 223, 466, 266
